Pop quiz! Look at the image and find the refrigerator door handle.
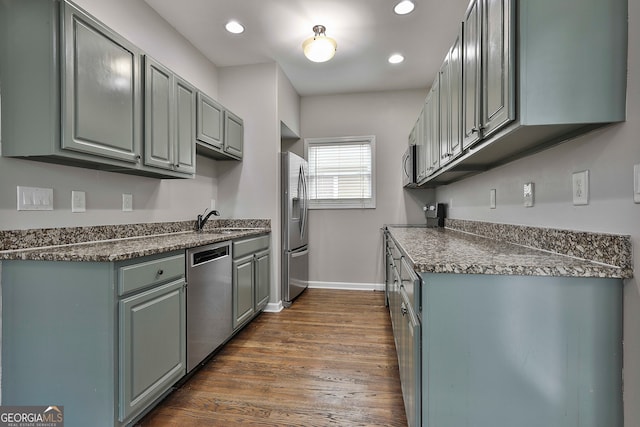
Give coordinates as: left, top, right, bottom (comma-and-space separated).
299, 165, 308, 240
291, 248, 309, 258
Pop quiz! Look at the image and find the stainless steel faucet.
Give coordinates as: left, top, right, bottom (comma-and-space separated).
195, 209, 220, 232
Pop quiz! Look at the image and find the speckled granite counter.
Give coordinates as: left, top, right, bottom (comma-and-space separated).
387, 221, 632, 279
0, 219, 270, 262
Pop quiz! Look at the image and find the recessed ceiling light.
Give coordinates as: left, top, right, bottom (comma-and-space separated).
394, 0, 415, 15
388, 54, 405, 64
225, 20, 245, 34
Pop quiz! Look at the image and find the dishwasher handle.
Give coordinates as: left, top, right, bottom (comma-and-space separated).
192, 245, 229, 266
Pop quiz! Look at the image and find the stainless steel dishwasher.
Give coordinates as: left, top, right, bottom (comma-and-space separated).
186, 241, 232, 372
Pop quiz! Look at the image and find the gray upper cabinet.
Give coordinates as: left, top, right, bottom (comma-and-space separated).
0, 1, 145, 169
144, 56, 196, 177
224, 110, 244, 159
438, 28, 463, 168
0, 0, 208, 178
461, 0, 482, 149
62, 2, 142, 163
196, 91, 244, 161
196, 92, 224, 150
415, 0, 627, 187
480, 0, 515, 139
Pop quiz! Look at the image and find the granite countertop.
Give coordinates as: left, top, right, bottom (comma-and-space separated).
387, 223, 633, 279
0, 220, 270, 262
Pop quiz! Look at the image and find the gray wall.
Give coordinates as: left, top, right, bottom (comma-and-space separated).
301, 90, 435, 287
435, 1, 640, 424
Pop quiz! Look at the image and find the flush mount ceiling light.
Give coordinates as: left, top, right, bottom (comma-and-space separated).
302, 25, 337, 63
394, 0, 416, 15
388, 53, 405, 64
225, 20, 245, 34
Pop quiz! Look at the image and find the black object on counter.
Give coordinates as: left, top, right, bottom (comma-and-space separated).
424, 203, 446, 227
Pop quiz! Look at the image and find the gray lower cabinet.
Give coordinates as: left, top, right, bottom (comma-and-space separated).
385, 232, 421, 427
232, 235, 270, 329
144, 56, 196, 177
1, 251, 186, 427
384, 230, 623, 427
420, 273, 623, 427
119, 279, 186, 422
196, 91, 244, 161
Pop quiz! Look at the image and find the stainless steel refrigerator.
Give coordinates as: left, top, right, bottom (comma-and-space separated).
281, 151, 309, 307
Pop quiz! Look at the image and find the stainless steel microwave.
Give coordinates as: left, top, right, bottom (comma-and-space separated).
402, 145, 417, 188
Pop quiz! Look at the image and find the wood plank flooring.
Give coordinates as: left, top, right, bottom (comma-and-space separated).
137, 288, 407, 426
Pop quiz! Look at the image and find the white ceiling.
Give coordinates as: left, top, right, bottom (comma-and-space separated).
144, 0, 471, 96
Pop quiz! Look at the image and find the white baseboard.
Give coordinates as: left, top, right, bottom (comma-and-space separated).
263, 301, 283, 313
308, 281, 385, 291
264, 283, 385, 312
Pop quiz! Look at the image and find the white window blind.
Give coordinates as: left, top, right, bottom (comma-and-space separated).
305, 136, 376, 209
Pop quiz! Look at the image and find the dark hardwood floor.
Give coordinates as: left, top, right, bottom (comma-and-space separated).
137, 288, 407, 426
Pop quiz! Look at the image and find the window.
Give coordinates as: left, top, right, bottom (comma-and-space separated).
305, 135, 376, 209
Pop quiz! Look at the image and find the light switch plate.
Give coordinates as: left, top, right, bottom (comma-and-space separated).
634, 164, 640, 204
523, 182, 534, 207
17, 186, 54, 211
122, 193, 133, 212
489, 189, 496, 209
572, 170, 589, 205
72, 191, 86, 213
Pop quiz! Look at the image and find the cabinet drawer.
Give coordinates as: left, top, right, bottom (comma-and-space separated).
233, 235, 270, 259
118, 253, 185, 296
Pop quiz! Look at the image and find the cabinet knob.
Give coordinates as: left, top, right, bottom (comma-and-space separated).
157, 269, 164, 276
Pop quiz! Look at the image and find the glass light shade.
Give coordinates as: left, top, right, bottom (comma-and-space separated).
394, 0, 415, 15
388, 53, 405, 64
225, 20, 245, 34
303, 35, 337, 62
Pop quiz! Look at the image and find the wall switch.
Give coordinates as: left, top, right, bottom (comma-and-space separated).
634, 164, 640, 204
572, 170, 589, 205
489, 189, 496, 209
210, 199, 216, 210
72, 191, 86, 213
523, 182, 534, 207
17, 186, 54, 211
122, 193, 133, 212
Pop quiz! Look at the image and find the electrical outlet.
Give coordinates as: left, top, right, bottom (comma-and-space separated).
489, 189, 496, 209
17, 186, 54, 211
122, 193, 133, 212
72, 191, 86, 213
523, 182, 534, 207
572, 170, 589, 205
634, 164, 640, 204
210, 199, 216, 210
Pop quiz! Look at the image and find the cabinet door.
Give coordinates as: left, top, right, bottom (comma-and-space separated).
196, 92, 224, 149
233, 255, 255, 329
482, 0, 515, 137
414, 110, 427, 182
254, 250, 270, 311
174, 77, 196, 174
427, 81, 440, 175
224, 110, 244, 159
119, 279, 186, 422
438, 58, 451, 166
62, 2, 141, 163
449, 27, 463, 159
462, 0, 482, 148
144, 57, 174, 171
